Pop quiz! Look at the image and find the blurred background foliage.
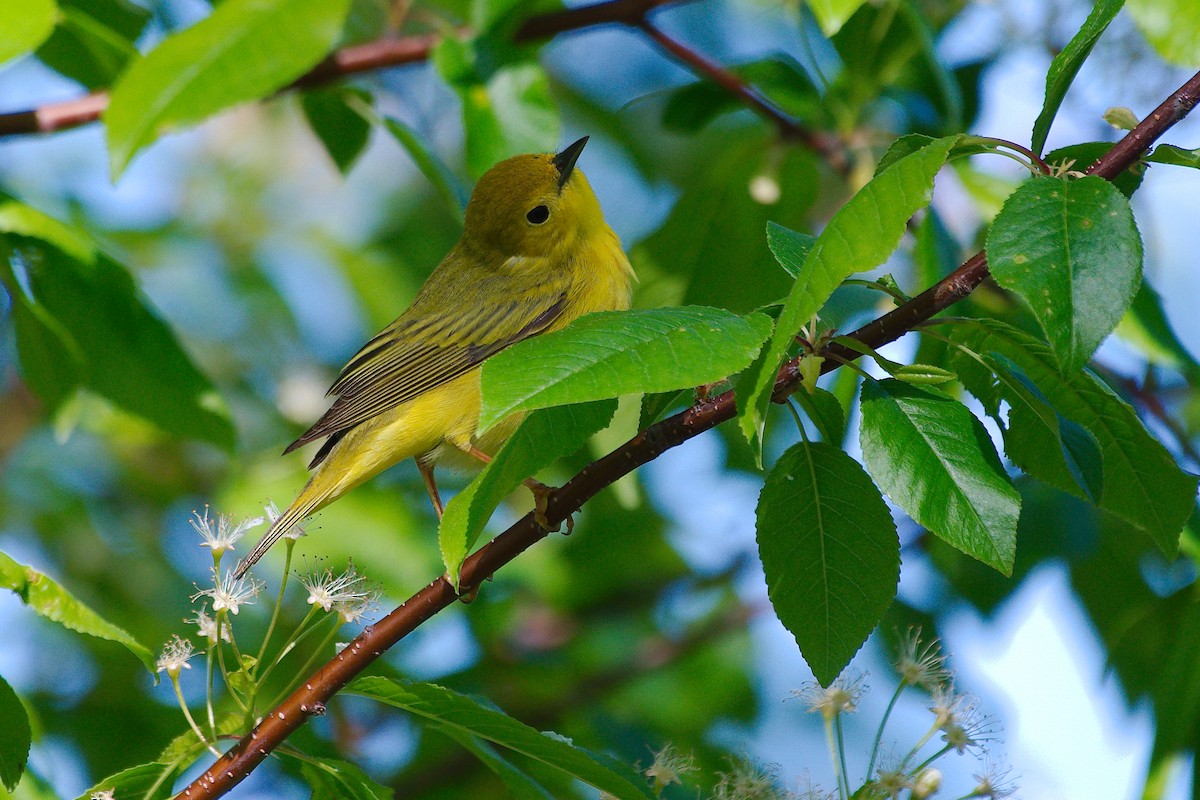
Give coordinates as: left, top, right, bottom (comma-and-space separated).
1, 0, 1200, 797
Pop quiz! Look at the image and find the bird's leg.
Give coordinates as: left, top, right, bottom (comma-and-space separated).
453, 442, 562, 532
417, 459, 444, 520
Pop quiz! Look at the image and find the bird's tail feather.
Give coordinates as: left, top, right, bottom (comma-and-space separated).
233, 480, 324, 578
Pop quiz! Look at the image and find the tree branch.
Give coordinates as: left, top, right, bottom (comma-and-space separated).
0, 0, 680, 137
178, 66, 1200, 799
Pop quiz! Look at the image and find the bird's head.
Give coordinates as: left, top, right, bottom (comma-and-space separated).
462, 136, 607, 260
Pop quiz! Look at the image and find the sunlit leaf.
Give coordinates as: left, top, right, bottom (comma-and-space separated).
105, 0, 353, 176
75, 762, 175, 800
0, 0, 57, 67
290, 754, 391, 800
1127, 0, 1200, 66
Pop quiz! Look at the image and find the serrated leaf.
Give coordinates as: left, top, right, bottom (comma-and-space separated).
301, 87, 373, 174
0, 0, 57, 67
1127, 0, 1200, 66
0, 676, 30, 793
1031, 0, 1124, 154
1147, 144, 1200, 168
638, 388, 690, 431
480, 307, 773, 431
105, 0, 353, 177
987, 354, 1105, 501
289, 755, 391, 800
738, 136, 958, 462
383, 117, 467, 223
1116, 280, 1200, 374
792, 387, 845, 445
766, 221, 816, 279
953, 318, 1198, 552
986, 175, 1142, 374
440, 399, 617, 585
859, 379, 1020, 573
0, 550, 156, 673
76, 763, 175, 800
36, 0, 148, 88
0, 202, 235, 448
348, 677, 654, 799
756, 441, 899, 684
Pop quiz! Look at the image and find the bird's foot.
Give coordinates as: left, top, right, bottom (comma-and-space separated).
523, 478, 568, 532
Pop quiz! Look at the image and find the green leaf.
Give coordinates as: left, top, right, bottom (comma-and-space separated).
1045, 142, 1144, 198
480, 307, 773, 431
1030, 0, 1124, 154
859, 379, 1020, 573
1147, 144, 1200, 168
290, 755, 391, 800
439, 399, 617, 584
1116, 281, 1200, 374
892, 364, 957, 386
989, 355, 1105, 502
756, 440, 900, 684
105, 0, 354, 177
432, 35, 559, 178
0, 0, 57, 67
986, 175, 1143, 374
953, 318, 1198, 552
792, 387, 845, 445
348, 677, 654, 799
36, 0, 148, 89
441, 729, 555, 800
638, 388, 690, 431
383, 116, 468, 223
76, 762, 175, 800
1127, 0, 1200, 66
301, 87, 373, 174
0, 550, 156, 673
660, 58, 819, 133
766, 221, 816, 279
0, 676, 30, 793
738, 136, 958, 461
809, 0, 868, 35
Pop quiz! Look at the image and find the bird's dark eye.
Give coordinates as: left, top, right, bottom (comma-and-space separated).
526, 205, 550, 224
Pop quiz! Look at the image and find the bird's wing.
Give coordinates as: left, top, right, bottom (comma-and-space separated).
285, 257, 569, 456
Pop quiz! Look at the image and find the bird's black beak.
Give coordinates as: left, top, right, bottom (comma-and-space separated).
552, 136, 588, 190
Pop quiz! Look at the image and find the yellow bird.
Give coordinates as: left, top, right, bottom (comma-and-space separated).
236, 137, 634, 576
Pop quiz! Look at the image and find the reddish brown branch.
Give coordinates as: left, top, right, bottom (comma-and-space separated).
178, 67, 1200, 800
636, 20, 850, 175
0, 0, 679, 137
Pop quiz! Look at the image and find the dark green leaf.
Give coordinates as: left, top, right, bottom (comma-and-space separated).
383, 116, 468, 222
1045, 142, 1144, 197
301, 87, 373, 174
986, 175, 1142, 374
638, 388, 690, 431
0, 0, 57, 67
859, 379, 1020, 573
76, 762, 175, 800
1030, 0, 1124, 154
290, 755, 391, 800
792, 387, 845, 445
0, 201, 235, 448
441, 729, 556, 800
953, 318, 1198, 552
480, 307, 773, 431
0, 676, 30, 792
0, 550, 156, 673
1116, 280, 1200, 374
348, 677, 654, 799
766, 221, 816, 279
660, 58, 819, 133
1147, 144, 1200, 168
37, 0, 148, 88
739, 136, 959, 460
105, 0, 354, 176
440, 399, 618, 583
756, 440, 900, 684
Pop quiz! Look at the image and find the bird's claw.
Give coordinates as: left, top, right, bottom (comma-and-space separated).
524, 478, 569, 533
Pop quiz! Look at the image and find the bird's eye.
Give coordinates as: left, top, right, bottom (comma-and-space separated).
526, 205, 550, 224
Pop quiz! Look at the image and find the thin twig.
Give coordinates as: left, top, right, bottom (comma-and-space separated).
0, 0, 680, 137
177, 66, 1200, 800
636, 19, 850, 175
